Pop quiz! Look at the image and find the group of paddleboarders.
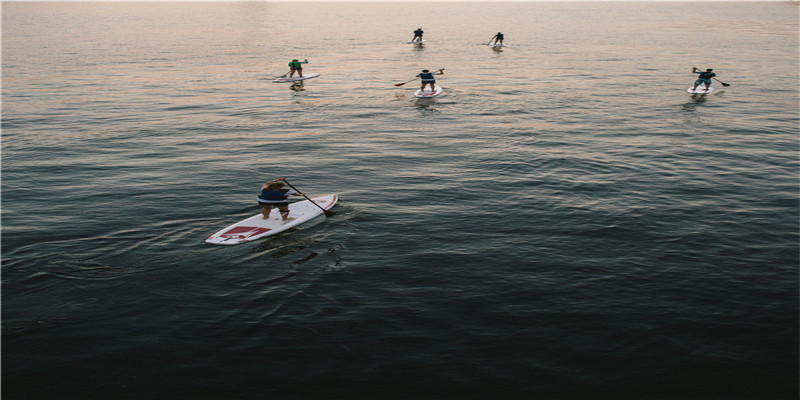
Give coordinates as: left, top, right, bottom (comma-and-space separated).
412, 28, 504, 45
281, 41, 721, 98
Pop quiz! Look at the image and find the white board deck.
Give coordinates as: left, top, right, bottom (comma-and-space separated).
205, 194, 337, 245
414, 86, 443, 98
273, 73, 320, 83
687, 86, 714, 94
408, 40, 426, 44
490, 43, 506, 48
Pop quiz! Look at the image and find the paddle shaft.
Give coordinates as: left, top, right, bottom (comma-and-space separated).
394, 77, 419, 86
280, 179, 336, 216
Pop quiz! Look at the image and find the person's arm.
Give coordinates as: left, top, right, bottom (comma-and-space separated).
301, 59, 308, 64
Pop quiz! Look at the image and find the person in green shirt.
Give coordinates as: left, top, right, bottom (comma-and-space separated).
288, 59, 308, 78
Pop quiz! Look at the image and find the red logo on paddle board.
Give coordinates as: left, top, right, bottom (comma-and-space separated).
220, 226, 271, 239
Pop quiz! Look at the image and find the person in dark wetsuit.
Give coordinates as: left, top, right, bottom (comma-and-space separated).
258, 179, 303, 221
416, 68, 444, 92
691, 67, 716, 91
288, 59, 308, 78
412, 28, 424, 43
491, 32, 504, 45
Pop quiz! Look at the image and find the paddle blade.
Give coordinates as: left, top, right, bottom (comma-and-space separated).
323, 209, 336, 216
721, 82, 731, 87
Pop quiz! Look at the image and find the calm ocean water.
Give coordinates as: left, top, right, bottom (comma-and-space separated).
2, 2, 798, 399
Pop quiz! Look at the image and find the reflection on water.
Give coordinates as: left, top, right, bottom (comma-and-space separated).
682, 95, 708, 111
413, 98, 441, 115
682, 89, 727, 112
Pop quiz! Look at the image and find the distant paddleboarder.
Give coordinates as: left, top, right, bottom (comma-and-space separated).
412, 28, 424, 43
288, 59, 308, 78
491, 32, 504, 45
417, 68, 444, 92
691, 67, 716, 92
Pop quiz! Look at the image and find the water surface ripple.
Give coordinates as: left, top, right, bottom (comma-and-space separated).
2, 2, 798, 399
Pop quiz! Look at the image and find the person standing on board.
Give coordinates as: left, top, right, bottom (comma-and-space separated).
258, 178, 303, 221
491, 32, 504, 45
417, 68, 444, 92
412, 28, 424, 43
691, 67, 716, 91
288, 59, 308, 78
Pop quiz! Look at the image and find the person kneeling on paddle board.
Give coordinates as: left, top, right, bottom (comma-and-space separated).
259, 179, 303, 221
288, 59, 308, 78
412, 28, 424, 43
417, 69, 443, 92
691, 67, 716, 91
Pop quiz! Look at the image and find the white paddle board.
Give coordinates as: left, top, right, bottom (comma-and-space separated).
490, 43, 506, 48
273, 73, 320, 83
687, 86, 714, 94
414, 86, 443, 98
205, 194, 337, 245
408, 40, 426, 44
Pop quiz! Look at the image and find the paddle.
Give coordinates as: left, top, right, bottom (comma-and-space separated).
279, 178, 336, 216
394, 77, 419, 87
394, 68, 444, 86
713, 77, 731, 87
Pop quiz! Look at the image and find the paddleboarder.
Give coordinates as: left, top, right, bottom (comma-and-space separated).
691, 67, 716, 92
491, 32, 504, 45
417, 68, 444, 92
258, 178, 303, 221
412, 28, 424, 43
288, 59, 308, 78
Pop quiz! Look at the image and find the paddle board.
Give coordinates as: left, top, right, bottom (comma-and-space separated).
273, 73, 320, 83
414, 86, 443, 98
205, 194, 337, 245
490, 43, 506, 48
687, 86, 714, 94
408, 40, 426, 44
